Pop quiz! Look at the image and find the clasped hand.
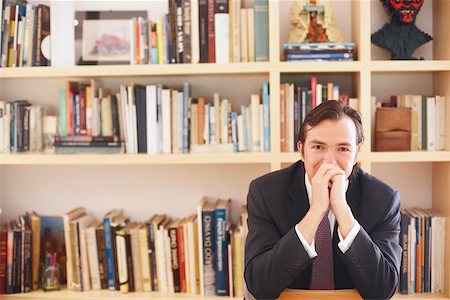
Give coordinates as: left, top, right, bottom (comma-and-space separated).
310, 163, 349, 217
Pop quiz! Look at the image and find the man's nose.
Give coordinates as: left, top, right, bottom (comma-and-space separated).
323, 150, 337, 164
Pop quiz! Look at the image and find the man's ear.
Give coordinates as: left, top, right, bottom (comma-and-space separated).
354, 143, 362, 163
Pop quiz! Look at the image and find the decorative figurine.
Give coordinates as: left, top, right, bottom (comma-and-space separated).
371, 0, 432, 60
288, 0, 344, 44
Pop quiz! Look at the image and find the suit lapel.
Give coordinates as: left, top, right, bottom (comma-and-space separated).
286, 161, 310, 229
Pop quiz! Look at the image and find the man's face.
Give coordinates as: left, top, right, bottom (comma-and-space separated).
299, 116, 360, 182
387, 0, 424, 23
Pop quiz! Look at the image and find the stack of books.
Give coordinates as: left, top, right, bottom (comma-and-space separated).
283, 42, 355, 62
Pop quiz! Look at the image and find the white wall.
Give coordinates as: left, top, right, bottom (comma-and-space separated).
371, 163, 433, 209
1, 164, 269, 223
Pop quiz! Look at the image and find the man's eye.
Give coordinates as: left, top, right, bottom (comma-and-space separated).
312, 145, 323, 150
339, 147, 350, 152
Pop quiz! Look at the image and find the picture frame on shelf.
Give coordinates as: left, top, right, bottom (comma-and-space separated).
74, 10, 147, 65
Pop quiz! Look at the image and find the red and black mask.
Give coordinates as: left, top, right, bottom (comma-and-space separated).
384, 0, 424, 23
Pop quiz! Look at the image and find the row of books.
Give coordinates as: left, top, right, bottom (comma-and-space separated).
0, 100, 45, 153
399, 208, 445, 294
283, 43, 355, 62
0, 0, 50, 68
0, 199, 249, 296
56, 81, 270, 154
372, 95, 446, 151
128, 0, 268, 65
280, 78, 358, 152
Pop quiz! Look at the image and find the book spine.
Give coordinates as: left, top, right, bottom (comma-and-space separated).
169, 227, 181, 292
254, 0, 268, 61
214, 208, 228, 296
202, 210, 215, 295
207, 0, 215, 62
198, 0, 208, 63
0, 229, 7, 294
96, 227, 108, 289
23, 230, 31, 292
148, 222, 158, 291
183, 0, 191, 63
103, 218, 117, 290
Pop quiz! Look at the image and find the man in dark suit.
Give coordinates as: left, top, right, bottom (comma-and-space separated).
244, 101, 402, 299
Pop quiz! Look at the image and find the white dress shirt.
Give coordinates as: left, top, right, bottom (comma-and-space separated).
294, 172, 361, 258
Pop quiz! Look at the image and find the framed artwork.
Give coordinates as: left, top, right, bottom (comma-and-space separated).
74, 10, 147, 65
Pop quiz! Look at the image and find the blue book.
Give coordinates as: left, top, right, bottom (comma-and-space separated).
214, 199, 230, 296
103, 209, 123, 290
59, 89, 67, 136
231, 111, 238, 152
262, 82, 270, 152
254, 0, 269, 62
287, 52, 353, 60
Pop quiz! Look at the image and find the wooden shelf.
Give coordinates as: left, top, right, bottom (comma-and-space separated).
370, 60, 450, 72
369, 151, 450, 163
277, 61, 362, 73
0, 152, 275, 165
0, 63, 273, 78
393, 292, 448, 299
1, 290, 242, 299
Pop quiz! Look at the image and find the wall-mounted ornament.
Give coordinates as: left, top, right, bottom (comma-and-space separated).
371, 0, 432, 60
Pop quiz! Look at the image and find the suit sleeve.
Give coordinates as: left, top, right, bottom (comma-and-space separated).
244, 180, 312, 299
339, 191, 402, 299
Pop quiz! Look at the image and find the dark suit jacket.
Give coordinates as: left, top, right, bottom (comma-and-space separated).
244, 161, 402, 299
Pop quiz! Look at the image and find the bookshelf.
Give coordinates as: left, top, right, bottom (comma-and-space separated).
0, 0, 449, 299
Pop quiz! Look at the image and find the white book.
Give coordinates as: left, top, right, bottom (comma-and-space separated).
288, 84, 294, 152
431, 215, 437, 292
164, 228, 174, 293
127, 86, 136, 153
130, 224, 142, 291
74, 213, 96, 291
171, 90, 179, 153
50, 0, 75, 66
0, 101, 5, 152
237, 114, 245, 152
231, 0, 241, 62
156, 223, 168, 292
191, 0, 200, 63
349, 98, 359, 111
3, 102, 10, 153
146, 85, 158, 154
186, 217, 197, 294
221, 99, 229, 144
182, 222, 190, 293
85, 225, 101, 290
240, 9, 248, 62
162, 89, 172, 154
116, 233, 129, 292
247, 8, 255, 62
316, 84, 322, 106
178, 92, 184, 153
413, 95, 423, 150
138, 225, 152, 292
63, 207, 86, 291
214, 93, 220, 145
426, 96, 436, 151
250, 94, 260, 151
215, 13, 229, 63
436, 95, 446, 150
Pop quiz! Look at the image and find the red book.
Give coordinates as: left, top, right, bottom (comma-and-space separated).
310, 77, 317, 109
0, 225, 7, 294
177, 223, 186, 293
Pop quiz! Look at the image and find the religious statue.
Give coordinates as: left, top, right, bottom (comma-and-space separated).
371, 0, 432, 60
288, 0, 344, 44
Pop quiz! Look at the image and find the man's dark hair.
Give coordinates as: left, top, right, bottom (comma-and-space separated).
297, 100, 365, 155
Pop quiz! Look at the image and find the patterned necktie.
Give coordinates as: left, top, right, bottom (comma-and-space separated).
310, 212, 334, 290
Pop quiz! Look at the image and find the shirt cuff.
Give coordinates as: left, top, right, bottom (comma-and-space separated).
295, 225, 318, 259
337, 221, 361, 253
